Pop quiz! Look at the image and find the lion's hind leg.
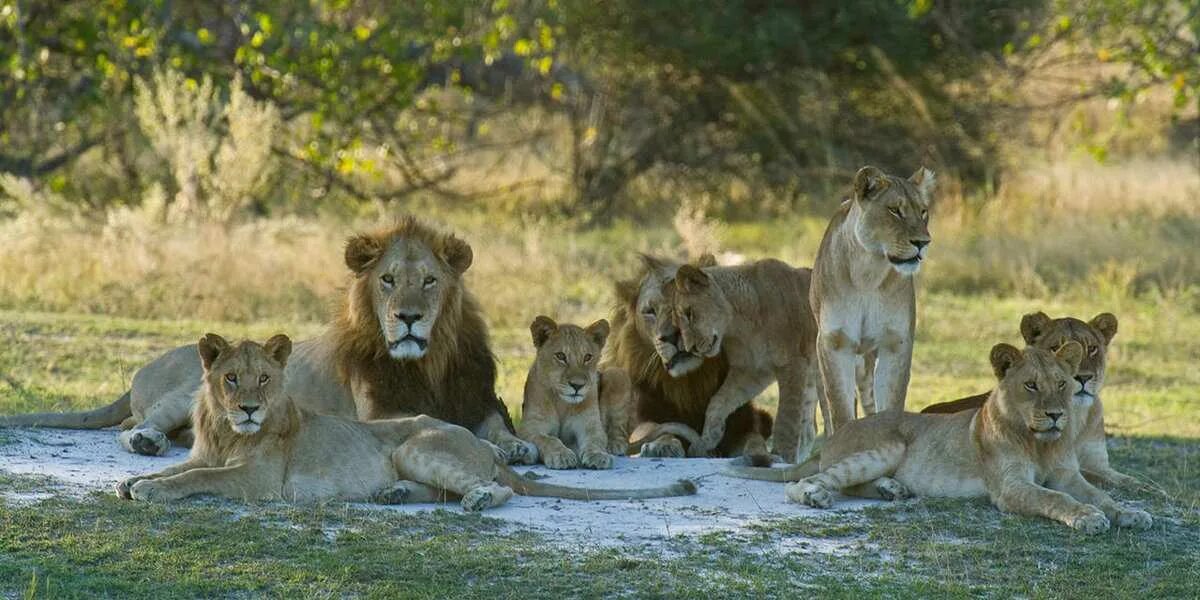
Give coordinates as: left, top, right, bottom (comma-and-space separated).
373, 480, 449, 505
391, 427, 514, 512
785, 441, 904, 508
843, 477, 910, 501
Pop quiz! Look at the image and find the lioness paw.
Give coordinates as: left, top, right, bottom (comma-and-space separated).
1070, 509, 1110, 535
607, 439, 629, 456
122, 429, 170, 457
1114, 508, 1153, 531
461, 484, 512, 512
373, 481, 416, 505
543, 448, 579, 470
786, 481, 833, 509
874, 477, 910, 502
579, 450, 614, 470
641, 438, 685, 459
115, 477, 139, 500
129, 480, 168, 502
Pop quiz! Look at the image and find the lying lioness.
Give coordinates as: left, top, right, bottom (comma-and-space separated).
116, 334, 696, 510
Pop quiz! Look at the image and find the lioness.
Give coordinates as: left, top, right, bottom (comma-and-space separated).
781, 342, 1152, 534
116, 334, 696, 509
606, 254, 775, 465
812, 165, 935, 430
518, 316, 631, 470
2, 217, 528, 461
922, 311, 1138, 488
663, 259, 820, 463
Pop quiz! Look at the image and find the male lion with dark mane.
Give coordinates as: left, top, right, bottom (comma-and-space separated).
1, 217, 529, 462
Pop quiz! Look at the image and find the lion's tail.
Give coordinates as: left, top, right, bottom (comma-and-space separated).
495, 464, 697, 500
722, 455, 820, 482
0, 391, 132, 429
627, 421, 702, 454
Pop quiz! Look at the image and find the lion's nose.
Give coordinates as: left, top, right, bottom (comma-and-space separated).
239, 405, 258, 416
569, 382, 585, 393
911, 239, 930, 250
1075, 374, 1092, 385
1045, 411, 1063, 422
395, 312, 423, 326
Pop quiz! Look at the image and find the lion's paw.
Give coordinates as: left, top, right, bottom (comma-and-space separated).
122, 429, 170, 457
1069, 508, 1111, 535
785, 481, 833, 509
641, 437, 685, 459
497, 439, 538, 465
607, 439, 629, 456
874, 477, 910, 502
129, 480, 168, 502
543, 448, 579, 470
1114, 507, 1153, 531
461, 484, 512, 512
579, 450, 613, 470
373, 481, 417, 505
115, 477, 140, 500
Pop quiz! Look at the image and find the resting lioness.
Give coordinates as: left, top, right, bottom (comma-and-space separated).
780, 342, 1152, 534
518, 316, 631, 470
811, 166, 935, 430
922, 311, 1138, 488
663, 259, 820, 464
116, 334, 696, 509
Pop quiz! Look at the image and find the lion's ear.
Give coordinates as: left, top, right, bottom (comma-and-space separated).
530, 316, 558, 348
585, 319, 611, 348
1019, 311, 1053, 344
1089, 313, 1118, 344
638, 253, 676, 279
695, 253, 718, 268
1055, 340, 1084, 374
345, 234, 384, 275
198, 333, 231, 371
854, 166, 888, 201
441, 235, 473, 274
909, 167, 936, 200
989, 343, 1022, 380
263, 334, 293, 367
675, 264, 710, 292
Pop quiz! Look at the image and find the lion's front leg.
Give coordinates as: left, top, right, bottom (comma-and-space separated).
128, 463, 267, 503
772, 361, 815, 464
116, 458, 209, 499
598, 368, 632, 456
566, 407, 614, 470
1050, 468, 1152, 531
475, 410, 536, 465
991, 478, 1111, 534
871, 329, 912, 413
691, 369, 772, 457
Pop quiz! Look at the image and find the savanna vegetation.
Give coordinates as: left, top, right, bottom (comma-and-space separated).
0, 0, 1197, 597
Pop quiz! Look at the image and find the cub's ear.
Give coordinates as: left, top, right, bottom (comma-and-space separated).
1055, 340, 1084, 374
854, 165, 888, 201
675, 264, 710, 292
198, 333, 231, 371
440, 235, 473, 274
989, 343, 1022, 380
585, 319, 611, 349
694, 253, 718, 268
1019, 311, 1053, 344
345, 234, 384, 275
1089, 312, 1118, 344
530, 316, 558, 348
909, 167, 937, 200
263, 334, 293, 367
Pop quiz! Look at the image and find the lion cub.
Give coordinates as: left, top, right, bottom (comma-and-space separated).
519, 316, 631, 470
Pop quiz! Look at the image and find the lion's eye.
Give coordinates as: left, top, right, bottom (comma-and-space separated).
1024, 381, 1038, 392
423, 275, 437, 287
889, 207, 903, 219
380, 274, 394, 286
259, 374, 270, 385
224, 373, 238, 385
1087, 345, 1098, 357
1058, 380, 1067, 390
921, 209, 929, 221
554, 352, 567, 364
583, 354, 593, 364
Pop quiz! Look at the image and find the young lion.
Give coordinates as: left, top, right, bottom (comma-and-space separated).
665, 259, 820, 464
783, 342, 1152, 534
811, 166, 935, 430
518, 316, 631, 470
116, 334, 696, 510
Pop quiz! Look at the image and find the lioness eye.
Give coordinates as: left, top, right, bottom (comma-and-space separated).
554, 352, 567, 363
423, 275, 437, 287
889, 207, 902, 219
583, 354, 593, 363
1058, 380, 1066, 390
1087, 345, 1098, 356
1024, 381, 1038, 392
224, 373, 238, 385
259, 374, 270, 385
380, 274, 394, 286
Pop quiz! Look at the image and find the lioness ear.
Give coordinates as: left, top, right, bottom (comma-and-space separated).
675, 264, 710, 292
854, 165, 888, 201
441, 235, 473, 274
989, 343, 1022, 380
345, 234, 384, 275
1055, 340, 1084, 374
585, 319, 611, 348
1089, 313, 1118, 344
198, 333, 231, 371
263, 334, 293, 367
1019, 311, 1053, 344
530, 316, 558, 348
695, 253, 718, 268
909, 167, 937, 200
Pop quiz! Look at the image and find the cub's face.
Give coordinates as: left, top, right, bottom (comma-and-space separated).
990, 342, 1082, 442
851, 166, 935, 276
197, 333, 292, 435
531, 317, 608, 404
1021, 312, 1117, 409
668, 264, 731, 361
624, 254, 717, 377
344, 233, 473, 360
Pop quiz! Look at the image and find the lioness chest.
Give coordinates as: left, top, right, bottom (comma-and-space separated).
280, 416, 397, 502
817, 292, 911, 356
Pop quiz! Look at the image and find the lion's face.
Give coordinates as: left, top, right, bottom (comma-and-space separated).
668, 264, 731, 361
530, 316, 608, 404
1021, 312, 1117, 409
990, 342, 1083, 442
850, 166, 935, 276
344, 228, 473, 360
625, 254, 718, 377
197, 333, 292, 435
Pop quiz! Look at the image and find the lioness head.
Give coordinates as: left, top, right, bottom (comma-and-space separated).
668, 264, 730, 360
616, 254, 718, 377
989, 342, 1083, 442
343, 217, 473, 360
1020, 311, 1117, 409
530, 316, 609, 404
850, 165, 935, 275
197, 333, 292, 435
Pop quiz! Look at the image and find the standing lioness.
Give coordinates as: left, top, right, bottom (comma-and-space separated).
117, 334, 696, 510
812, 166, 935, 429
